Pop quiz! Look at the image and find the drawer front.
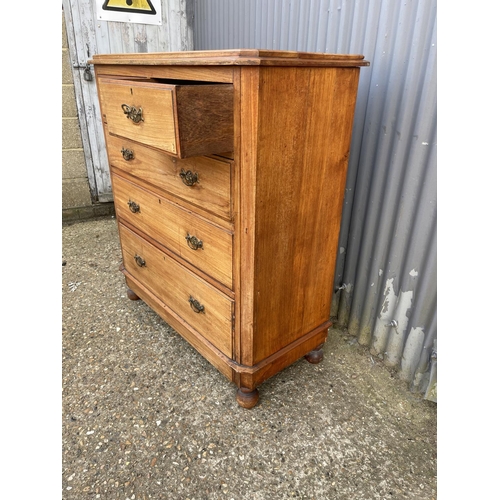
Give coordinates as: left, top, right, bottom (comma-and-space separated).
100, 78, 178, 154
98, 78, 234, 158
106, 133, 232, 220
113, 174, 233, 289
119, 223, 233, 357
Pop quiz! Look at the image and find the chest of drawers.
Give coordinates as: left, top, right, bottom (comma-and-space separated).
91, 50, 369, 408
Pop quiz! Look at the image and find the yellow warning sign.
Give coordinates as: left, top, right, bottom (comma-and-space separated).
97, 0, 161, 25
102, 0, 156, 15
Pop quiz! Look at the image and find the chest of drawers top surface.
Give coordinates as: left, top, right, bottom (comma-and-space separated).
92, 50, 368, 408
90, 49, 369, 67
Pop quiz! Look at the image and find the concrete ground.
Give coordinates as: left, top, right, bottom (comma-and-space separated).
62, 217, 437, 500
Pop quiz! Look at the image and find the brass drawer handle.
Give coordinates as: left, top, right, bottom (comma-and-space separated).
179, 169, 199, 186
185, 233, 203, 251
189, 296, 205, 314
134, 254, 146, 267
121, 104, 144, 124
127, 200, 140, 213
121, 147, 135, 161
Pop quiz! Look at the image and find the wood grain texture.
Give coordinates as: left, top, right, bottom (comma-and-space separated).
119, 223, 233, 357
99, 78, 233, 158
247, 66, 360, 365
230, 67, 243, 374
91, 50, 369, 67
238, 326, 329, 391
106, 133, 233, 222
237, 67, 260, 368
94, 64, 235, 83
175, 84, 234, 158
93, 51, 368, 404
100, 78, 178, 154
112, 173, 233, 289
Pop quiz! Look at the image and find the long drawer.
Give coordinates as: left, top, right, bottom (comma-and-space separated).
113, 174, 233, 289
106, 134, 232, 220
98, 78, 234, 158
119, 223, 233, 357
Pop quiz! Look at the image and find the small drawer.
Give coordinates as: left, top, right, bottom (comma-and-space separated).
98, 78, 233, 158
113, 174, 233, 289
119, 223, 233, 357
106, 134, 232, 220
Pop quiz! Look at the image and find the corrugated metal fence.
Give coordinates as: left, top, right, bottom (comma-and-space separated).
194, 0, 437, 401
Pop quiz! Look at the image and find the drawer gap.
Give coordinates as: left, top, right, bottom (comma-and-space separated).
143, 78, 231, 86
117, 216, 235, 299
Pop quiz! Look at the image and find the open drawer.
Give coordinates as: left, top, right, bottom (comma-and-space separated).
98, 78, 234, 158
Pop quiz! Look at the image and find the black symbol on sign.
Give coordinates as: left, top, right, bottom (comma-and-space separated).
102, 0, 156, 15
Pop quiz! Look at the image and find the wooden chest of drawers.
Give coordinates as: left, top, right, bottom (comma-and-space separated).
91, 50, 369, 408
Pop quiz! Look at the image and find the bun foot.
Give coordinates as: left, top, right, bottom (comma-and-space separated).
127, 288, 141, 301
305, 346, 324, 364
236, 387, 259, 409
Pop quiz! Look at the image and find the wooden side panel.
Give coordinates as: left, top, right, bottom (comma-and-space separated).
176, 85, 234, 158
237, 67, 260, 367
230, 67, 242, 372
251, 66, 361, 364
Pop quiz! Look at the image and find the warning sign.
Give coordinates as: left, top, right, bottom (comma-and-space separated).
96, 0, 161, 25
102, 0, 156, 15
